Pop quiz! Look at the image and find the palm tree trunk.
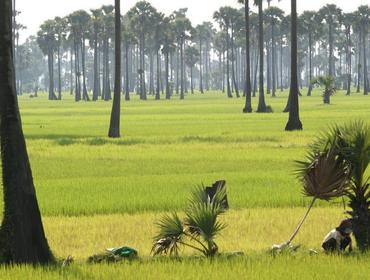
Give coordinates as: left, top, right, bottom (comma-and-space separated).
108, 0, 121, 138
363, 28, 368, 95
257, 2, 267, 112
199, 39, 204, 93
285, 0, 302, 131
243, 0, 252, 113
307, 31, 313, 96
0, 0, 54, 264
155, 50, 160, 100
57, 40, 62, 100
231, 25, 239, 98
180, 38, 184, 99
165, 50, 170, 99
81, 37, 89, 101
226, 25, 232, 98
93, 27, 99, 101
271, 24, 276, 97
329, 23, 334, 77
125, 43, 130, 101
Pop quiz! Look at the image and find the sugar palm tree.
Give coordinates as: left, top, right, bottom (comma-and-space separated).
37, 20, 58, 101
274, 145, 350, 250
214, 7, 234, 98
0, 0, 54, 264
317, 4, 342, 78
285, 0, 302, 130
300, 11, 319, 97
311, 122, 370, 251
185, 46, 200, 94
152, 187, 227, 257
238, 0, 252, 112
356, 5, 370, 96
311, 75, 336, 104
108, 0, 121, 138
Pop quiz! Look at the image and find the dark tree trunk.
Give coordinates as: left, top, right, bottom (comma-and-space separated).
253, 49, 258, 97
155, 50, 160, 100
0, 0, 54, 264
81, 38, 89, 101
70, 47, 74, 95
280, 34, 283, 92
199, 39, 204, 93
357, 32, 361, 93
257, 2, 267, 112
93, 26, 99, 101
47, 45, 56, 100
74, 36, 81, 102
139, 34, 146, 100
345, 25, 352, 96
104, 38, 112, 101
363, 27, 368, 95
329, 23, 334, 77
205, 40, 210, 91
57, 39, 62, 100
165, 50, 171, 99
307, 31, 313, 96
231, 25, 240, 98
125, 43, 130, 101
271, 23, 276, 97
285, 0, 302, 131
243, 0, 252, 113
226, 25, 232, 98
108, 0, 121, 138
149, 52, 154, 95
180, 38, 184, 100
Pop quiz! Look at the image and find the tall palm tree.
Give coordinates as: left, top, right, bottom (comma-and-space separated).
36, 20, 58, 101
214, 7, 233, 98
185, 46, 200, 94
308, 122, 370, 251
300, 11, 318, 96
341, 13, 355, 96
254, 0, 269, 112
317, 4, 342, 78
265, 6, 284, 97
108, 0, 121, 138
238, 0, 252, 113
0, 0, 54, 264
356, 5, 370, 96
285, 0, 302, 131
91, 8, 103, 101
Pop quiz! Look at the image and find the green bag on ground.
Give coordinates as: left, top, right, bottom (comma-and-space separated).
106, 246, 138, 258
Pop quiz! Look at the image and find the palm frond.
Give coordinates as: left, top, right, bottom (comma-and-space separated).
296, 148, 350, 200
152, 213, 184, 256
184, 201, 226, 242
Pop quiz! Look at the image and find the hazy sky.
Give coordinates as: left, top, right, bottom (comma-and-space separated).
17, 0, 368, 42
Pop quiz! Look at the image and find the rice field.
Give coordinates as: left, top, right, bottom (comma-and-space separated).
0, 90, 369, 279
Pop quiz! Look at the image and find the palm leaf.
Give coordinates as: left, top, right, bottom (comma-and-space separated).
296, 148, 350, 200
152, 213, 184, 256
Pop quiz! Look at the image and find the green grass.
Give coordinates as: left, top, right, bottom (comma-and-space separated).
1, 253, 369, 280
0, 90, 369, 279
7, 90, 369, 216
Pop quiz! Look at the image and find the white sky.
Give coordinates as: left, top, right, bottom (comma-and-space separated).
17, 0, 369, 42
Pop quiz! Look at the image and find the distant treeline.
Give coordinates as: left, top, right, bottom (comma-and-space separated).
12, 2, 370, 100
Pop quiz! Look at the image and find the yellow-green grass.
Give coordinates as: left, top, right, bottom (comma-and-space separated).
1, 208, 370, 279
0, 90, 369, 279
4, 90, 368, 216
43, 208, 360, 259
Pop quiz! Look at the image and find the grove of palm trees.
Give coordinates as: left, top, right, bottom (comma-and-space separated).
0, 0, 369, 279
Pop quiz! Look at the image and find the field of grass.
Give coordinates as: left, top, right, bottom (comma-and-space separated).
0, 90, 369, 279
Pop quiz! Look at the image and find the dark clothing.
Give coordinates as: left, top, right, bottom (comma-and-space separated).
322, 235, 352, 252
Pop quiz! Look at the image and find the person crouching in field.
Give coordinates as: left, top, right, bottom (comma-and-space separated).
322, 219, 353, 253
